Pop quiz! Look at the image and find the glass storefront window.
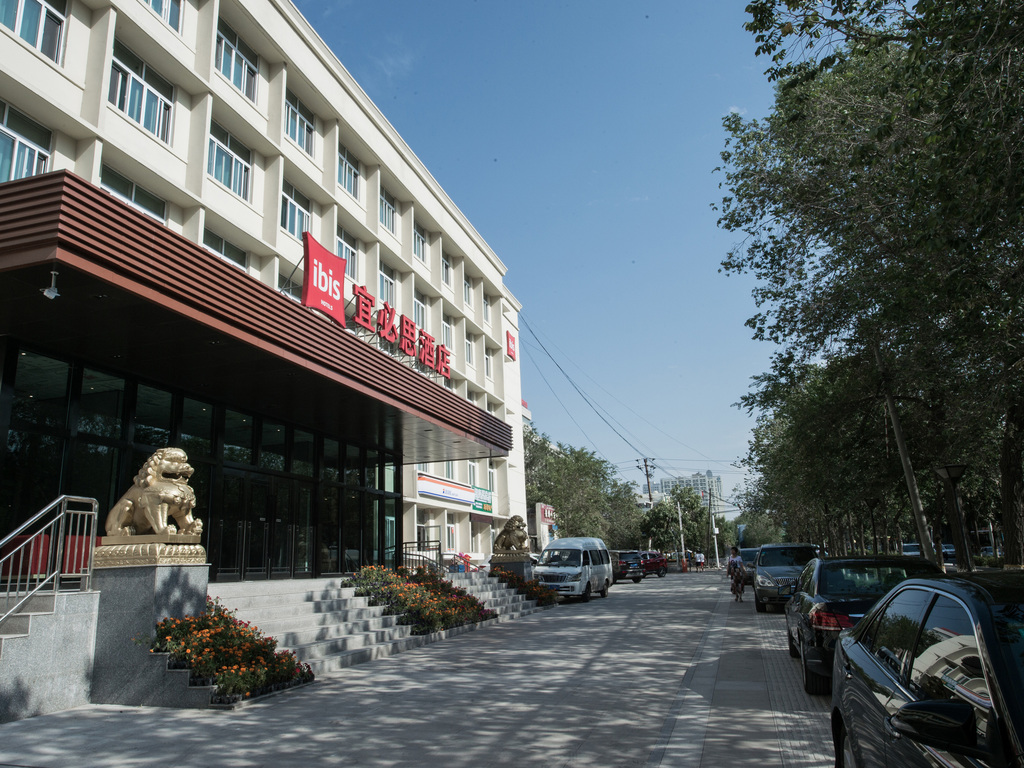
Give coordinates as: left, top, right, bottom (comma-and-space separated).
323, 438, 340, 483
1, 429, 64, 534
78, 369, 124, 439
365, 449, 379, 491
343, 488, 361, 570
134, 384, 172, 448
11, 351, 70, 430
260, 421, 286, 471
383, 457, 396, 493
68, 441, 120, 512
344, 444, 361, 487
180, 397, 213, 457
293, 430, 314, 476
223, 409, 253, 465
319, 486, 341, 574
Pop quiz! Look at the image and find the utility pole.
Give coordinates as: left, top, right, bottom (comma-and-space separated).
637, 459, 655, 557
708, 487, 720, 568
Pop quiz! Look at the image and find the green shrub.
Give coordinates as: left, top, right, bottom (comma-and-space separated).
490, 566, 558, 605
148, 597, 314, 698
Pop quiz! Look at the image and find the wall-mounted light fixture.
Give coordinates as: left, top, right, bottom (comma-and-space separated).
41, 270, 60, 300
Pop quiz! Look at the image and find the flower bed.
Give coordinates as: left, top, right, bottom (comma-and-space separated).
350, 565, 497, 634
148, 597, 314, 701
489, 566, 558, 605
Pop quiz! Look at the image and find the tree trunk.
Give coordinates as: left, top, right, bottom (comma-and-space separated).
1000, 396, 1024, 569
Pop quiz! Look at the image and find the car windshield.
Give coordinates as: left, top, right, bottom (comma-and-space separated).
740, 548, 758, 563
820, 562, 939, 597
539, 549, 581, 566
619, 552, 640, 564
758, 547, 817, 568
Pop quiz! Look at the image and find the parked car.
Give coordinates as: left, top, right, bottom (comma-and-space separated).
640, 550, 668, 578
942, 543, 957, 565
831, 570, 1024, 768
902, 542, 922, 556
739, 547, 759, 585
611, 550, 643, 583
534, 537, 612, 601
784, 556, 943, 695
753, 543, 818, 613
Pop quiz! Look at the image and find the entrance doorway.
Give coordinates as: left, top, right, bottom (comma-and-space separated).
212, 471, 313, 581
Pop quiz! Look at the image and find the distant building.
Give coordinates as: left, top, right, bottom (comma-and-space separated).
657, 471, 724, 516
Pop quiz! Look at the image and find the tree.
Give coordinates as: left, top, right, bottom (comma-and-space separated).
717, 35, 1024, 566
522, 426, 638, 541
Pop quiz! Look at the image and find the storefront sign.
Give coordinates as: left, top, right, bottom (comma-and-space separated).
417, 474, 475, 505
506, 331, 516, 360
537, 503, 555, 524
473, 486, 493, 513
299, 234, 451, 380
301, 233, 347, 327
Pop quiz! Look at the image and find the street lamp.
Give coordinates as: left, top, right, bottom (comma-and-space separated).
934, 464, 974, 573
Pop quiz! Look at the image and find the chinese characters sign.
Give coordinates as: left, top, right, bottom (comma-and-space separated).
506, 331, 516, 360
301, 234, 451, 379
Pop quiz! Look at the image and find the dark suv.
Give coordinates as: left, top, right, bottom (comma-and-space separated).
612, 550, 643, 583
640, 550, 668, 577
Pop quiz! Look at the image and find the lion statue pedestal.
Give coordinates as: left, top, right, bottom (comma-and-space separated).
94, 448, 206, 568
489, 514, 534, 581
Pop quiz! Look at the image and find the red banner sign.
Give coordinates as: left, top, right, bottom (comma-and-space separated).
301, 233, 346, 327
506, 331, 516, 360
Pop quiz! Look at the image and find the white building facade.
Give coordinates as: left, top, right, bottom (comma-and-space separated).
0, 0, 525, 576
658, 471, 724, 517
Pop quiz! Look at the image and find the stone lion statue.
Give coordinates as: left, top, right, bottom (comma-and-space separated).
105, 448, 202, 537
493, 515, 530, 553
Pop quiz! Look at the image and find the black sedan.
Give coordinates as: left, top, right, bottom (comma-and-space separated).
785, 556, 942, 695
831, 570, 1024, 768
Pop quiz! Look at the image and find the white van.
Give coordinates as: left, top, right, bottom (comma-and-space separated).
533, 537, 613, 601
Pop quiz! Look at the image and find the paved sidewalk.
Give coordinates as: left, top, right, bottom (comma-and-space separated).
0, 571, 833, 768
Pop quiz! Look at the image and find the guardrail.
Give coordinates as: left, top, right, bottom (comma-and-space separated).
402, 540, 442, 574
0, 496, 98, 628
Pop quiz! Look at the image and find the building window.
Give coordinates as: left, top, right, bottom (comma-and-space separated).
100, 164, 166, 220
379, 186, 396, 234
441, 252, 451, 285
1, 0, 65, 62
468, 461, 477, 488
108, 40, 173, 143
463, 278, 473, 308
203, 228, 247, 270
278, 269, 301, 301
338, 143, 360, 198
446, 523, 456, 551
337, 227, 358, 280
441, 315, 453, 351
444, 461, 454, 480
215, 20, 258, 102
488, 462, 495, 492
378, 264, 395, 307
413, 224, 427, 262
285, 89, 314, 155
484, 349, 493, 380
281, 179, 310, 239
465, 333, 475, 367
146, 0, 180, 32
413, 291, 426, 328
483, 294, 491, 323
207, 120, 251, 200
0, 99, 50, 182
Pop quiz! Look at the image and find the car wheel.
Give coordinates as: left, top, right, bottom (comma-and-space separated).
632, 577, 642, 583
755, 595, 766, 613
581, 583, 592, 602
800, 639, 830, 695
787, 627, 800, 658
657, 567, 667, 577
600, 579, 609, 598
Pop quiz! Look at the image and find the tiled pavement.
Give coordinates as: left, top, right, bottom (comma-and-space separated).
0, 570, 836, 768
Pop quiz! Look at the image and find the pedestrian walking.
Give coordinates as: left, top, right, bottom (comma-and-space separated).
727, 546, 745, 601
696, 552, 705, 572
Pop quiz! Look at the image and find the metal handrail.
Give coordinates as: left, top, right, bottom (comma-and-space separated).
0, 496, 98, 628
402, 540, 442, 574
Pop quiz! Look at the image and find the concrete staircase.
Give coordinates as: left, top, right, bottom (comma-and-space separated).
212, 573, 551, 677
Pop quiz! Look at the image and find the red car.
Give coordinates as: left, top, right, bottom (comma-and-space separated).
640, 551, 668, 578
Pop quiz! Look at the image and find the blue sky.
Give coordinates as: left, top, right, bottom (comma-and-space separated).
291, 1, 778, 503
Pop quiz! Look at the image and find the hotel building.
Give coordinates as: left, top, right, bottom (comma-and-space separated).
0, 0, 527, 580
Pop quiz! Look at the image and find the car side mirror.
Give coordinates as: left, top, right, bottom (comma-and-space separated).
889, 700, 995, 761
